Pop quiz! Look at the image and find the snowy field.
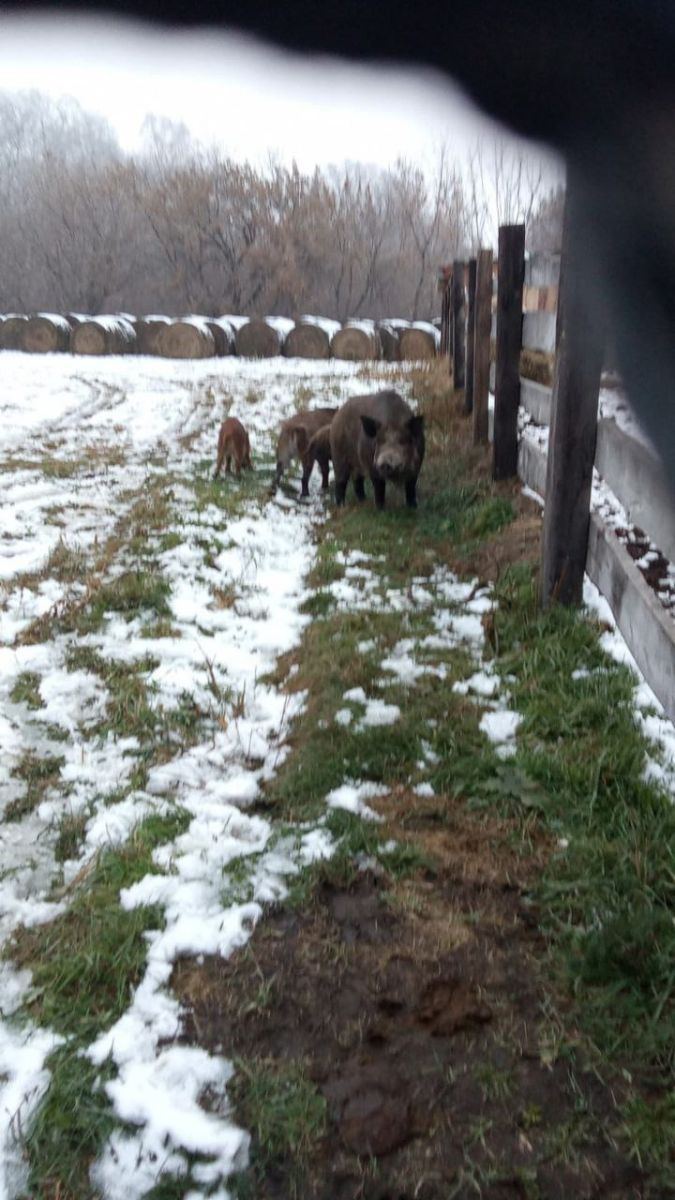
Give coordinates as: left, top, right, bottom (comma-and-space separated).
0, 352, 385, 1198
0, 352, 674, 1199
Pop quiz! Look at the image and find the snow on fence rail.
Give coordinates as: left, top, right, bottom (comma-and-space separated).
0, 311, 441, 362
441, 234, 675, 722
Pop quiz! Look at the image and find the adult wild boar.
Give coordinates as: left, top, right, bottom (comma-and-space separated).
213, 416, 252, 478
274, 407, 337, 489
300, 424, 332, 497
330, 390, 424, 509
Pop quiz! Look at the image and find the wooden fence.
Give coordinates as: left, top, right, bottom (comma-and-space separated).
440, 223, 675, 721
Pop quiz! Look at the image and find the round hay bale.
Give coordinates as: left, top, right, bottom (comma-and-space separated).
398, 324, 437, 361
156, 318, 215, 359
235, 318, 284, 359
265, 316, 294, 347
204, 318, 235, 356
376, 321, 407, 362
23, 313, 71, 354
136, 316, 171, 355
1, 315, 28, 350
71, 316, 136, 356
330, 321, 381, 361
284, 320, 334, 359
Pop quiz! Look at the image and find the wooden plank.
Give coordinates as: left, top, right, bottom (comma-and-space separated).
587, 514, 675, 721
493, 224, 525, 479
522, 285, 559, 312
439, 280, 451, 359
541, 175, 605, 606
595, 419, 675, 563
464, 258, 477, 414
519, 377, 552, 425
473, 249, 493, 445
452, 259, 466, 390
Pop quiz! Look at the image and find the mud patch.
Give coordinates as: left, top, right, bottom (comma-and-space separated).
173, 851, 643, 1199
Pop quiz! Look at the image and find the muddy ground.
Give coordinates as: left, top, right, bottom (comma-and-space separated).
173, 793, 646, 1200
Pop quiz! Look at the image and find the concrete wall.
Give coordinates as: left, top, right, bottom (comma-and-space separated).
517, 433, 675, 722
522, 311, 556, 353
594, 419, 675, 563
524, 252, 560, 287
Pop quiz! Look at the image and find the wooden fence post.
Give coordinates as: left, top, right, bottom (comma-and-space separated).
493, 224, 525, 478
452, 259, 466, 390
439, 273, 450, 359
464, 258, 477, 414
541, 175, 606, 606
473, 248, 493, 445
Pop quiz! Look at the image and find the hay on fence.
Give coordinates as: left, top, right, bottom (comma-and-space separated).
520, 348, 554, 386
330, 322, 381, 361
156, 319, 216, 359
204, 318, 235, 356
0, 315, 28, 350
398, 325, 437, 361
235, 319, 283, 358
71, 317, 136, 356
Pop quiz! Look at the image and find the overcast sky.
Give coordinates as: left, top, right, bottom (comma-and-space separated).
0, 12, 562, 179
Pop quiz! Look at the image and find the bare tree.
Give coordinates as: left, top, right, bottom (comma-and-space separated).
527, 183, 566, 253
463, 137, 552, 250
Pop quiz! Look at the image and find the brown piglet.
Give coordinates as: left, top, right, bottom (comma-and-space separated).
213, 417, 252, 478
274, 407, 337, 489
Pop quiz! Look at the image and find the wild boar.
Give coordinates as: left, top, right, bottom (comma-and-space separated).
274, 407, 337, 488
300, 424, 332, 497
330, 390, 424, 509
213, 416, 252, 478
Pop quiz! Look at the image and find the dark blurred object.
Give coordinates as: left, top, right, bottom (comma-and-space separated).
3, 0, 674, 489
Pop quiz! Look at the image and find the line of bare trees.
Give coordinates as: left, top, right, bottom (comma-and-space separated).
0, 92, 564, 320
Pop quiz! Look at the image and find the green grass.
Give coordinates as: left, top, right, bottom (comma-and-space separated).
7, 752, 65, 821
53, 811, 89, 863
10, 671, 43, 709
484, 565, 675, 1141
229, 1058, 327, 1195
22, 1049, 118, 1200
75, 570, 172, 634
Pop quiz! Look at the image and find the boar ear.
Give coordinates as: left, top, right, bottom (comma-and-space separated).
357, 415, 379, 439
361, 415, 381, 438
408, 415, 425, 438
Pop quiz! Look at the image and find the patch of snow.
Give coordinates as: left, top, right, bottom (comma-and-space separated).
325, 781, 386, 821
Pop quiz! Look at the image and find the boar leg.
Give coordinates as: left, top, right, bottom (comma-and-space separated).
319, 453, 330, 491
225, 455, 232, 474
372, 477, 386, 510
405, 480, 418, 508
300, 451, 313, 498
335, 472, 350, 506
354, 475, 366, 501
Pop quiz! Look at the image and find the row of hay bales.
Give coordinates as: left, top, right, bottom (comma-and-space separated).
0, 311, 441, 362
